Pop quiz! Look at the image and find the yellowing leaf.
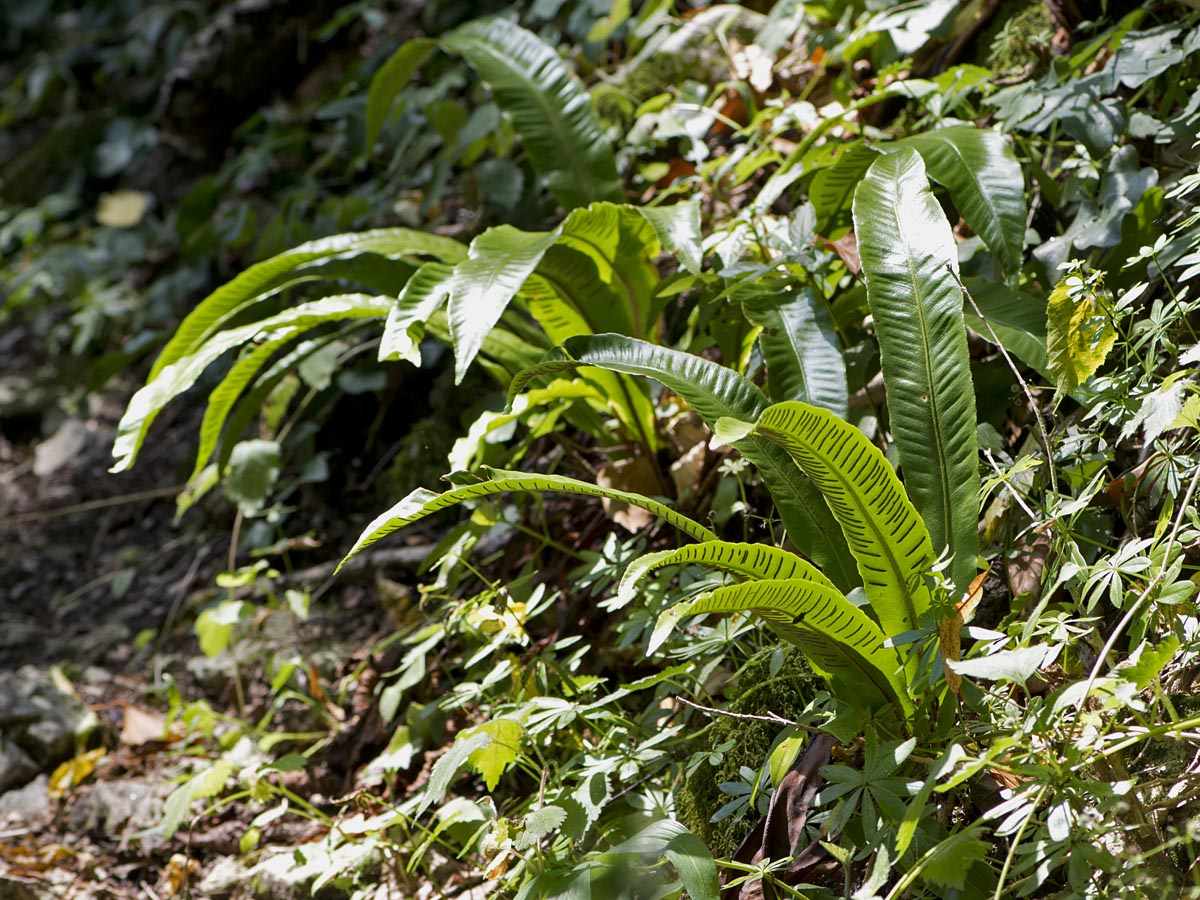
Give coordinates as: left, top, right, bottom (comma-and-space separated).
1046, 272, 1116, 395
463, 719, 523, 791
48, 748, 106, 798
96, 190, 149, 227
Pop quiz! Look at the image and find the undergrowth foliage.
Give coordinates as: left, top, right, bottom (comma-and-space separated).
106, 2, 1200, 898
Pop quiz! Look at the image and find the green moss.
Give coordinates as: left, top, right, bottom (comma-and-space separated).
676, 648, 822, 857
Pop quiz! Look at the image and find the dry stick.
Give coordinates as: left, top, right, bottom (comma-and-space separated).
1075, 462, 1200, 711
674, 696, 816, 732
951, 268, 1059, 499
0, 486, 185, 529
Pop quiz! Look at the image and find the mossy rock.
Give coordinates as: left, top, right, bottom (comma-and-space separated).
972, 0, 1053, 72
675, 648, 822, 857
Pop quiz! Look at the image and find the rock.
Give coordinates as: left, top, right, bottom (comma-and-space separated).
197, 856, 249, 897
32, 418, 93, 477
67, 777, 163, 838
0, 773, 50, 821
0, 737, 39, 793
0, 667, 96, 793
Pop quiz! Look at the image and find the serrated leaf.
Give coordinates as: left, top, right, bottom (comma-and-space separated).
917, 825, 990, 891
517, 804, 568, 849
161, 759, 235, 840
1046, 274, 1117, 395
420, 732, 492, 818
464, 719, 523, 791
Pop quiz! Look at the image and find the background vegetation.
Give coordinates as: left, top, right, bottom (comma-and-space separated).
3, 1, 1200, 899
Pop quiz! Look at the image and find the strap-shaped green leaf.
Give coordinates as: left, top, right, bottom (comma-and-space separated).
510, 334, 861, 590
440, 18, 624, 210
193, 324, 369, 482
151, 229, 466, 381
447, 226, 561, 384
741, 288, 848, 417
338, 466, 716, 573
653, 579, 911, 715
853, 148, 979, 598
365, 38, 437, 150
617, 541, 835, 608
112, 294, 394, 473
961, 277, 1049, 378
891, 125, 1026, 278
750, 401, 934, 636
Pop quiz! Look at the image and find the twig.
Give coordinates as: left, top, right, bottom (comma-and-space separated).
952, 268, 1059, 499
0, 486, 185, 529
675, 696, 815, 731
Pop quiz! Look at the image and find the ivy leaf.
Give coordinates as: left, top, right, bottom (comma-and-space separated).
1046, 274, 1117, 395
464, 719, 524, 791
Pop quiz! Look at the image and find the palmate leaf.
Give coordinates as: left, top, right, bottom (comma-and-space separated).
890, 125, 1026, 277
112, 294, 394, 473
651, 579, 910, 715
440, 18, 623, 211
510, 334, 861, 590
853, 148, 979, 597
617, 540, 836, 608
748, 401, 935, 637
338, 466, 717, 573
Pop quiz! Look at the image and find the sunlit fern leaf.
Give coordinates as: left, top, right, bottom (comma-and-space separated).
749, 401, 935, 637
616, 541, 836, 609
853, 148, 979, 598
112, 294, 395, 473
193, 323, 370, 482
440, 18, 624, 210
510, 334, 861, 590
338, 466, 716, 573
151, 230, 466, 380
652, 578, 911, 716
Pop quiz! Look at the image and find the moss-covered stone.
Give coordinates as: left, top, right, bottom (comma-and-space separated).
973, 1, 1053, 73
676, 648, 822, 857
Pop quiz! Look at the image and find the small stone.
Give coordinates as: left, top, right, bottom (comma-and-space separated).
0, 739, 39, 794
0, 773, 50, 820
